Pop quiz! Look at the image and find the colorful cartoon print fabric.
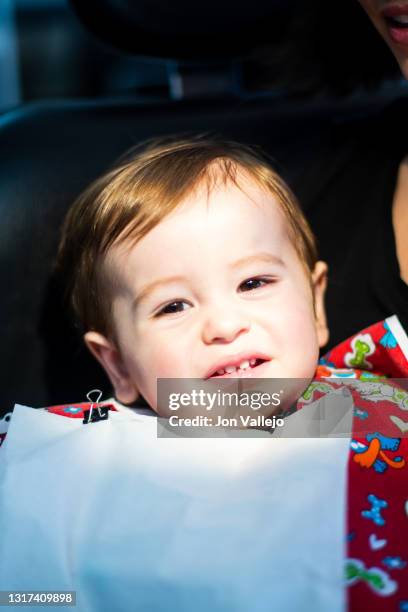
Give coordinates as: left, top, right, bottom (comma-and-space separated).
313, 315, 408, 611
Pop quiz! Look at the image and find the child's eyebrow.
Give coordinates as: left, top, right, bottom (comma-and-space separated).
229, 252, 285, 270
132, 275, 189, 308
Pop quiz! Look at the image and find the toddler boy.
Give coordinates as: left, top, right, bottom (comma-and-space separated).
1, 136, 407, 612
58, 136, 329, 416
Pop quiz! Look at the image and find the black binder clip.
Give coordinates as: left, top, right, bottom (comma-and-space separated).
83, 389, 109, 424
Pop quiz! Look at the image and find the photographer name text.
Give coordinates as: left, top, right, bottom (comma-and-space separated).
168, 414, 285, 428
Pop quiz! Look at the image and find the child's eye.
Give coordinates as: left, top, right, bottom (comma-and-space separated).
239, 277, 274, 292
155, 301, 190, 317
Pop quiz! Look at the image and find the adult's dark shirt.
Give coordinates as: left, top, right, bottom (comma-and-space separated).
293, 98, 408, 350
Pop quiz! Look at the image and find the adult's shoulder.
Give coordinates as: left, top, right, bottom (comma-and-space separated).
376, 97, 408, 150
379, 96, 408, 120
333, 96, 408, 153
293, 96, 408, 212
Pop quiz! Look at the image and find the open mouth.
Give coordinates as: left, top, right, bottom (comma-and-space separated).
382, 7, 408, 43
207, 358, 268, 379
385, 15, 408, 26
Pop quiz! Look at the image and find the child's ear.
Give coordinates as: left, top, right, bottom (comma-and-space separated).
84, 331, 139, 404
311, 261, 329, 349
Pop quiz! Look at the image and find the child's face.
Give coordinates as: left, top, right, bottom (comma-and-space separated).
85, 173, 328, 413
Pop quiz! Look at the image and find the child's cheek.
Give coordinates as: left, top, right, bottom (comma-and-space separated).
281, 305, 320, 374
146, 346, 185, 378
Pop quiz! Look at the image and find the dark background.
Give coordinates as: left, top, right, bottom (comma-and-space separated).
1, 0, 407, 113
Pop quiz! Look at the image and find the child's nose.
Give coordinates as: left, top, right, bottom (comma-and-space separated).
201, 307, 251, 345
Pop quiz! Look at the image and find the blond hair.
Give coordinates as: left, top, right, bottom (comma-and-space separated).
57, 135, 318, 337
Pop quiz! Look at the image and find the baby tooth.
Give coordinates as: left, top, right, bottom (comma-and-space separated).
225, 365, 236, 374
239, 360, 250, 370
217, 369, 225, 375
249, 359, 257, 366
